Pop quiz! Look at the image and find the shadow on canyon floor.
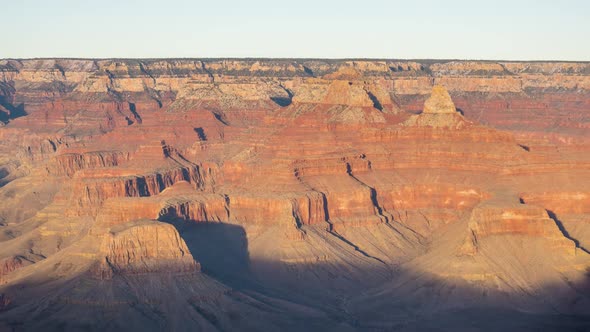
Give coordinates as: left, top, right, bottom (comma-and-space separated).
0, 168, 9, 188
159, 220, 590, 331
168, 221, 251, 288
270, 96, 292, 107
1, 220, 590, 331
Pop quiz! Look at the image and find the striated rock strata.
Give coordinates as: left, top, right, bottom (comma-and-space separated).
0, 59, 590, 331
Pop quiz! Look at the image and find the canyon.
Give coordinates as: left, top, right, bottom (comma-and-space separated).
0, 58, 589, 331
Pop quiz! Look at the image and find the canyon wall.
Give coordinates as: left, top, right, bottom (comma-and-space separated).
0, 59, 589, 331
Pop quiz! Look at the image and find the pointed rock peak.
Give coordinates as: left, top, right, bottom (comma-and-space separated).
403, 85, 467, 128
423, 85, 457, 114
323, 66, 362, 80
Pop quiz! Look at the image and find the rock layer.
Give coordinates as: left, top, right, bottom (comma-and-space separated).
0, 59, 589, 331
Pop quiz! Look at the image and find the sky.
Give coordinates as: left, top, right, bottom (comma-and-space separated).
2, 0, 589, 60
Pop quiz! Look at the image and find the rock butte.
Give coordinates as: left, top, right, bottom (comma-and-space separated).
423, 85, 457, 114
0, 59, 590, 331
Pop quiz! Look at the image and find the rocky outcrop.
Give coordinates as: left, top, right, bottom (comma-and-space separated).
94, 220, 199, 279
401, 85, 470, 128
95, 182, 229, 227
69, 167, 191, 215
465, 203, 576, 255
423, 85, 456, 114
519, 191, 590, 215
0, 256, 30, 281
48, 150, 130, 176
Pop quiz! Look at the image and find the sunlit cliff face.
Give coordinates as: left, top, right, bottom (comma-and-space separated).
0, 59, 590, 331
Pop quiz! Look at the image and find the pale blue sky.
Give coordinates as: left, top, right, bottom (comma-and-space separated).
2, 0, 589, 60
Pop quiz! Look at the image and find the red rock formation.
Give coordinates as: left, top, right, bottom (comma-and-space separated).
467, 203, 575, 255
48, 151, 130, 176
94, 220, 200, 279
1, 59, 590, 330
0, 256, 27, 281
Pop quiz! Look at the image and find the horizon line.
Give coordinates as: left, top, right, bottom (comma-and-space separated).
2, 57, 590, 64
